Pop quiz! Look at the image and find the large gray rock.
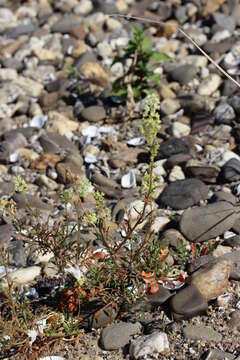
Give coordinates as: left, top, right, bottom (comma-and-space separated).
183, 325, 222, 342
158, 178, 208, 210
170, 285, 208, 320
180, 201, 238, 242
100, 322, 142, 350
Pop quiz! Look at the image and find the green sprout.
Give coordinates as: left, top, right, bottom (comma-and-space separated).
112, 26, 171, 101
14, 176, 28, 193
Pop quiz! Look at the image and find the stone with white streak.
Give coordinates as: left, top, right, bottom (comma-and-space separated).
129, 332, 170, 359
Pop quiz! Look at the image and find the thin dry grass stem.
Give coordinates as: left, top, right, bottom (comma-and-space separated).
110, 13, 240, 89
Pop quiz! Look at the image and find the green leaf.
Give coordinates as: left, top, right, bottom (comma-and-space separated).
112, 87, 128, 98
141, 36, 152, 53
150, 52, 171, 62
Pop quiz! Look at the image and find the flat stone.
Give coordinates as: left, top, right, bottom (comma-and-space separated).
158, 178, 208, 210
0, 224, 15, 247
183, 325, 222, 342
204, 349, 235, 360
5, 22, 35, 38
188, 255, 215, 274
186, 160, 220, 183
100, 322, 142, 350
165, 153, 191, 168
51, 16, 82, 33
170, 285, 208, 320
190, 259, 232, 300
14, 76, 44, 98
80, 106, 106, 122
156, 138, 189, 160
39, 132, 77, 153
13, 193, 53, 211
213, 12, 236, 33
169, 64, 198, 85
180, 201, 238, 242
211, 190, 237, 204
91, 172, 118, 189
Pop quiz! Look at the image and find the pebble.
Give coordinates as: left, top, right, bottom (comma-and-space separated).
183, 325, 222, 342
80, 106, 106, 122
190, 259, 232, 300
198, 74, 222, 96
168, 165, 185, 182
100, 322, 142, 350
213, 103, 235, 124
172, 121, 191, 138
1, 266, 41, 287
161, 99, 181, 115
129, 332, 170, 359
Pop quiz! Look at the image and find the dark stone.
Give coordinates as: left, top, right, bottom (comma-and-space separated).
186, 164, 220, 183
156, 138, 189, 160
178, 94, 208, 113
191, 112, 215, 134
230, 93, 240, 115
170, 285, 208, 320
222, 158, 240, 182
147, 285, 173, 305
157, 178, 208, 210
165, 153, 191, 169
